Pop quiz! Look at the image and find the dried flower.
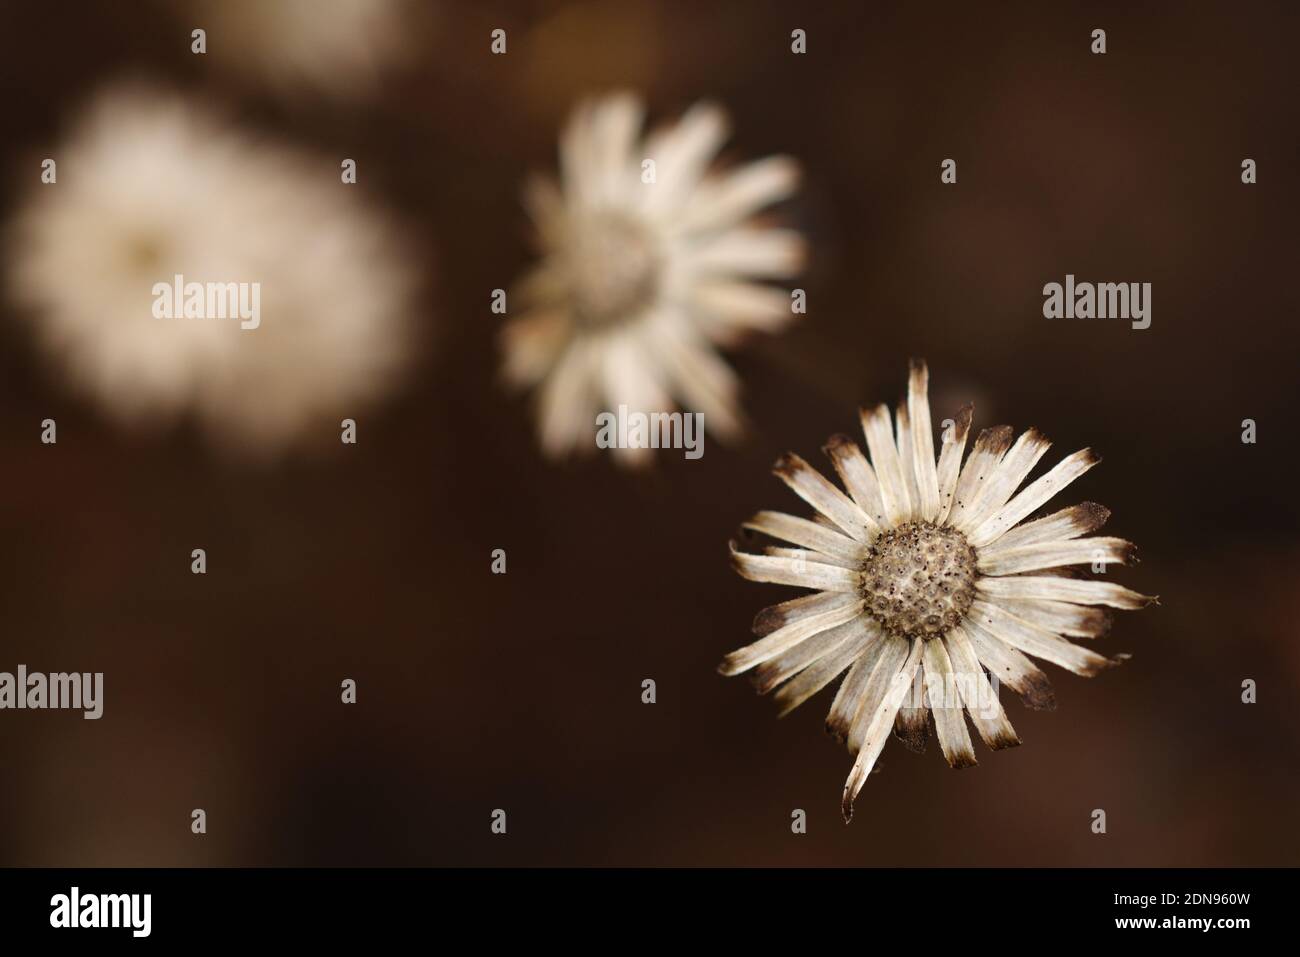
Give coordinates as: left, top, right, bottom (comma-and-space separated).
721, 361, 1154, 820
501, 92, 804, 465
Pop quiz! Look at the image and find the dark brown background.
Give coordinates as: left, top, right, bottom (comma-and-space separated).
1, 1, 1297, 866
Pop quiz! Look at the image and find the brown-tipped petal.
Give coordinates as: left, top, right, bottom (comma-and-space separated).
935, 404, 973, 524
752, 591, 858, 637
860, 403, 913, 527
976, 574, 1155, 610
969, 449, 1100, 547
842, 638, 923, 822
826, 632, 906, 745
984, 502, 1111, 552
944, 625, 1020, 750
965, 617, 1058, 711
743, 510, 867, 565
893, 663, 931, 755
923, 636, 979, 768
751, 615, 869, 695
823, 434, 887, 528
969, 599, 1119, 677
770, 621, 881, 716
990, 598, 1113, 639
907, 359, 942, 521
976, 537, 1137, 576
955, 428, 1052, 533
718, 599, 864, 676
730, 541, 861, 592
772, 453, 873, 542
946, 426, 1014, 529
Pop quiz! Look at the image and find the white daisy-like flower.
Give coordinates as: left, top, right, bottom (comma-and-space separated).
720, 361, 1155, 821
189, 0, 413, 99
6, 85, 419, 457
500, 92, 805, 464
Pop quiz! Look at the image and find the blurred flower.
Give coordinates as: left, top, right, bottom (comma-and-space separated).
189, 0, 413, 99
6, 84, 420, 457
720, 361, 1154, 820
501, 92, 804, 465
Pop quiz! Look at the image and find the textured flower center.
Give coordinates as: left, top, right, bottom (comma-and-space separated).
568, 212, 661, 327
860, 521, 976, 640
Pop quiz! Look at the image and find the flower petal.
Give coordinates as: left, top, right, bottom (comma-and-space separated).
822, 434, 887, 530
944, 624, 1020, 750
860, 403, 913, 526
894, 402, 922, 517
892, 662, 931, 755
825, 633, 907, 745
907, 359, 942, 520
946, 426, 1014, 529
750, 590, 859, 637
681, 155, 800, 232
923, 636, 979, 768
772, 452, 874, 542
691, 280, 795, 343
537, 337, 599, 458
730, 541, 861, 592
935, 404, 973, 523
969, 599, 1120, 677
969, 449, 1100, 547
690, 227, 806, 278
743, 510, 867, 564
987, 598, 1113, 639
980, 502, 1111, 552
955, 427, 1051, 532
976, 537, 1136, 576
642, 101, 729, 214
718, 597, 865, 676
767, 617, 880, 712
976, 574, 1155, 610
841, 637, 923, 821
964, 616, 1057, 710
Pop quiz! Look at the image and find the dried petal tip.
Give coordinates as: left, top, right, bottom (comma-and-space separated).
751, 606, 785, 636
821, 433, 854, 456
1077, 502, 1112, 531
893, 709, 930, 754
771, 453, 798, 476
716, 648, 746, 675
1022, 675, 1058, 711
988, 728, 1022, 751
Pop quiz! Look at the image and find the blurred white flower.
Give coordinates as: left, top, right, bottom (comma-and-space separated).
190, 0, 413, 99
501, 92, 805, 465
6, 85, 420, 457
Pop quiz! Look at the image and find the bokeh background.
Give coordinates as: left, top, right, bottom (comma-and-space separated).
1, 0, 1297, 866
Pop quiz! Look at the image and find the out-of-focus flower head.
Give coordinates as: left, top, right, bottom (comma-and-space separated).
7, 83, 422, 458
